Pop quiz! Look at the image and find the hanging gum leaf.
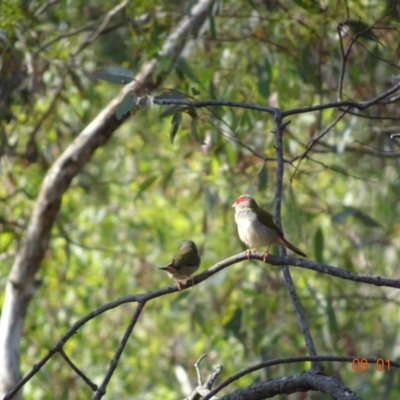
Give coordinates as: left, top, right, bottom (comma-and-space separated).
116, 92, 137, 120
170, 113, 182, 144
159, 105, 188, 118
92, 67, 135, 84
176, 57, 200, 83
154, 90, 188, 101
314, 227, 324, 263
191, 118, 205, 145
257, 163, 268, 189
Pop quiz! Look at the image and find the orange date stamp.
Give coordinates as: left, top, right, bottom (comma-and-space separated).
351, 358, 391, 371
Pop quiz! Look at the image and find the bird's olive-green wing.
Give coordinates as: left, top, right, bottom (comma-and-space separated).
256, 206, 284, 237
180, 251, 201, 267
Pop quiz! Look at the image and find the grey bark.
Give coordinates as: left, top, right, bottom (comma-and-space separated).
219, 371, 361, 400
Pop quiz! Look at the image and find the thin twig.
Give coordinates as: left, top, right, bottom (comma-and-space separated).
186, 357, 223, 400
204, 364, 223, 390
35, 0, 59, 15
28, 78, 65, 140
272, 113, 319, 372
59, 349, 97, 391
290, 108, 349, 181
92, 301, 146, 400
337, 13, 389, 101
74, 0, 129, 56
194, 353, 208, 386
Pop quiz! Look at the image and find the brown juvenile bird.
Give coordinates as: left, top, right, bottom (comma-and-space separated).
159, 240, 201, 289
232, 194, 306, 260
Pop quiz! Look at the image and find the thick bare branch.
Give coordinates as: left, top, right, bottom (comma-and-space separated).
204, 355, 398, 399
217, 371, 361, 400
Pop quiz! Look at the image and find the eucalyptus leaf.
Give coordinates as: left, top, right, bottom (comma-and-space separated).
191, 118, 205, 145
332, 206, 382, 228
257, 163, 268, 189
92, 67, 135, 84
176, 57, 200, 83
159, 105, 187, 118
170, 113, 182, 143
223, 307, 243, 338
116, 92, 137, 120
255, 59, 271, 98
154, 91, 188, 101
314, 227, 324, 263
134, 176, 158, 200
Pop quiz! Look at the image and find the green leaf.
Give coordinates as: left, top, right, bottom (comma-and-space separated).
208, 4, 216, 39
134, 176, 158, 200
326, 295, 338, 333
116, 92, 137, 120
186, 106, 197, 119
331, 206, 382, 228
192, 306, 209, 334
255, 59, 272, 98
191, 87, 200, 96
191, 118, 205, 145
176, 57, 200, 83
209, 79, 217, 99
314, 227, 324, 263
297, 47, 321, 89
92, 67, 135, 84
159, 105, 187, 118
346, 20, 378, 41
352, 209, 382, 228
161, 167, 175, 190
257, 162, 268, 189
331, 207, 358, 224
225, 143, 237, 166
154, 91, 188, 101
223, 307, 242, 338
170, 113, 182, 143
293, 0, 323, 13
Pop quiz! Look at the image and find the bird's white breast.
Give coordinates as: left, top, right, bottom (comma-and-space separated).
235, 209, 279, 247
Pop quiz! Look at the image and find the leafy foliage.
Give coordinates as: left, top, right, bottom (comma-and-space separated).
1, 0, 400, 399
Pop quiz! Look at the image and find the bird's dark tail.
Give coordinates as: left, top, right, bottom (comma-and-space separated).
280, 237, 307, 257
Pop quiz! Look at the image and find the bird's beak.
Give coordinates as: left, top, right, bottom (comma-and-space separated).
231, 202, 236, 208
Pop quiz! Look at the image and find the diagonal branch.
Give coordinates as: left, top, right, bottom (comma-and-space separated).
92, 302, 146, 399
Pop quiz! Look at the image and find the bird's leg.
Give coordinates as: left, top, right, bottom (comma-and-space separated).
190, 277, 195, 288
175, 280, 183, 290
261, 245, 271, 262
245, 248, 256, 259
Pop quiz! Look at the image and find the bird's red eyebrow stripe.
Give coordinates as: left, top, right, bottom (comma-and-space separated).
235, 196, 248, 204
